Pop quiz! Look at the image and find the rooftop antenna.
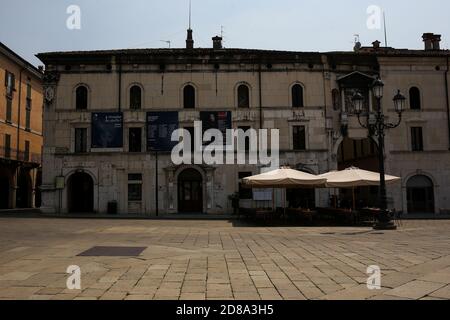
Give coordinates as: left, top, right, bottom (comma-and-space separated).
160, 40, 171, 48
383, 10, 388, 47
185, 0, 194, 49
189, 0, 192, 29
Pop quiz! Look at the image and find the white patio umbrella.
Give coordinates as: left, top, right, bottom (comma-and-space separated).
319, 167, 401, 209
243, 168, 326, 214
243, 168, 326, 188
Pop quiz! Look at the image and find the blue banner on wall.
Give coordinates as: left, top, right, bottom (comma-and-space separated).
91, 112, 123, 149
147, 112, 179, 152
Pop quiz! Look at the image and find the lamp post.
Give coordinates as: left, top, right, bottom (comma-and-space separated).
352, 78, 406, 230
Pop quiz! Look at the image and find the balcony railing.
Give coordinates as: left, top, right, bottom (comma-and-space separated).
0, 146, 42, 164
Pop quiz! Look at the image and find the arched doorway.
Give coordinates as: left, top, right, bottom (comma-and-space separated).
178, 168, 203, 213
0, 175, 10, 209
16, 169, 32, 208
68, 172, 94, 213
407, 175, 435, 214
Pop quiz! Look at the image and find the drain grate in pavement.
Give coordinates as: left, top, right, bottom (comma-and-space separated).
77, 246, 147, 257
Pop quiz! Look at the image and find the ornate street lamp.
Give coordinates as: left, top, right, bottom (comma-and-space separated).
352, 78, 406, 230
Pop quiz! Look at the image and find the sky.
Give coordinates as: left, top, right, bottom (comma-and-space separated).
1, 0, 449, 66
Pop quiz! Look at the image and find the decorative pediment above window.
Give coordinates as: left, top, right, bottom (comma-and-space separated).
337, 71, 376, 89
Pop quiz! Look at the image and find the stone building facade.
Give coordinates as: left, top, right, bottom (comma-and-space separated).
37, 32, 450, 216
0, 42, 43, 209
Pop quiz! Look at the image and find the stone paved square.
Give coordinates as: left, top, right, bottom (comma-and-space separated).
0, 217, 449, 300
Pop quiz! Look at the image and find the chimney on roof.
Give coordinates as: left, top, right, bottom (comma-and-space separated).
423, 33, 442, 51
372, 40, 381, 50
212, 36, 223, 50
186, 29, 194, 50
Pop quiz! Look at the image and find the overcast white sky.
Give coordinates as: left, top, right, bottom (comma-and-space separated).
1, 0, 449, 66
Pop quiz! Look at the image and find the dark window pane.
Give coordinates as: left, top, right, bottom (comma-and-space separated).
238, 172, 253, 200
130, 85, 142, 110
409, 87, 421, 110
5, 71, 15, 97
6, 97, 12, 122
293, 126, 306, 150
26, 84, 32, 99
128, 128, 142, 152
76, 86, 88, 110
183, 85, 195, 109
237, 85, 250, 108
292, 84, 304, 108
411, 127, 423, 151
24, 141, 30, 162
75, 128, 87, 153
128, 184, 142, 201
4, 134, 11, 158
25, 105, 31, 130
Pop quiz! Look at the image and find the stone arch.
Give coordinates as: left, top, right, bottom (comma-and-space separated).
405, 173, 436, 214
67, 170, 95, 213
175, 165, 206, 213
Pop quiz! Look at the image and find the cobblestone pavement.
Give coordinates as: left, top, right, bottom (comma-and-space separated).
0, 218, 449, 300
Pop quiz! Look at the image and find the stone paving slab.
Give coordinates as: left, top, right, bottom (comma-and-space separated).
0, 218, 449, 300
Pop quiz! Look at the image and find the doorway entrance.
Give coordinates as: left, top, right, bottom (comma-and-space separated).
0, 176, 10, 209
68, 172, 94, 213
178, 168, 203, 213
407, 175, 435, 214
16, 169, 32, 208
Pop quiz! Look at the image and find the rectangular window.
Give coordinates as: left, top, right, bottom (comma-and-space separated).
4, 71, 15, 97
6, 97, 12, 122
25, 83, 32, 130
25, 105, 31, 131
238, 126, 251, 152
24, 141, 30, 162
75, 128, 88, 153
4, 134, 11, 158
26, 83, 32, 99
293, 126, 306, 150
184, 127, 195, 153
411, 127, 424, 151
128, 128, 142, 153
238, 172, 253, 200
128, 174, 143, 201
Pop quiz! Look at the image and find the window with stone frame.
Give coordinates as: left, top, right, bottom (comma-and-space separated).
411, 127, 424, 151
74, 128, 88, 153
130, 85, 142, 110
128, 174, 143, 201
128, 127, 142, 153
292, 84, 304, 108
237, 84, 250, 108
292, 125, 306, 150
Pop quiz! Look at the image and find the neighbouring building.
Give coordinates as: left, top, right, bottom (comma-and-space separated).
0, 42, 43, 209
36, 31, 450, 216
